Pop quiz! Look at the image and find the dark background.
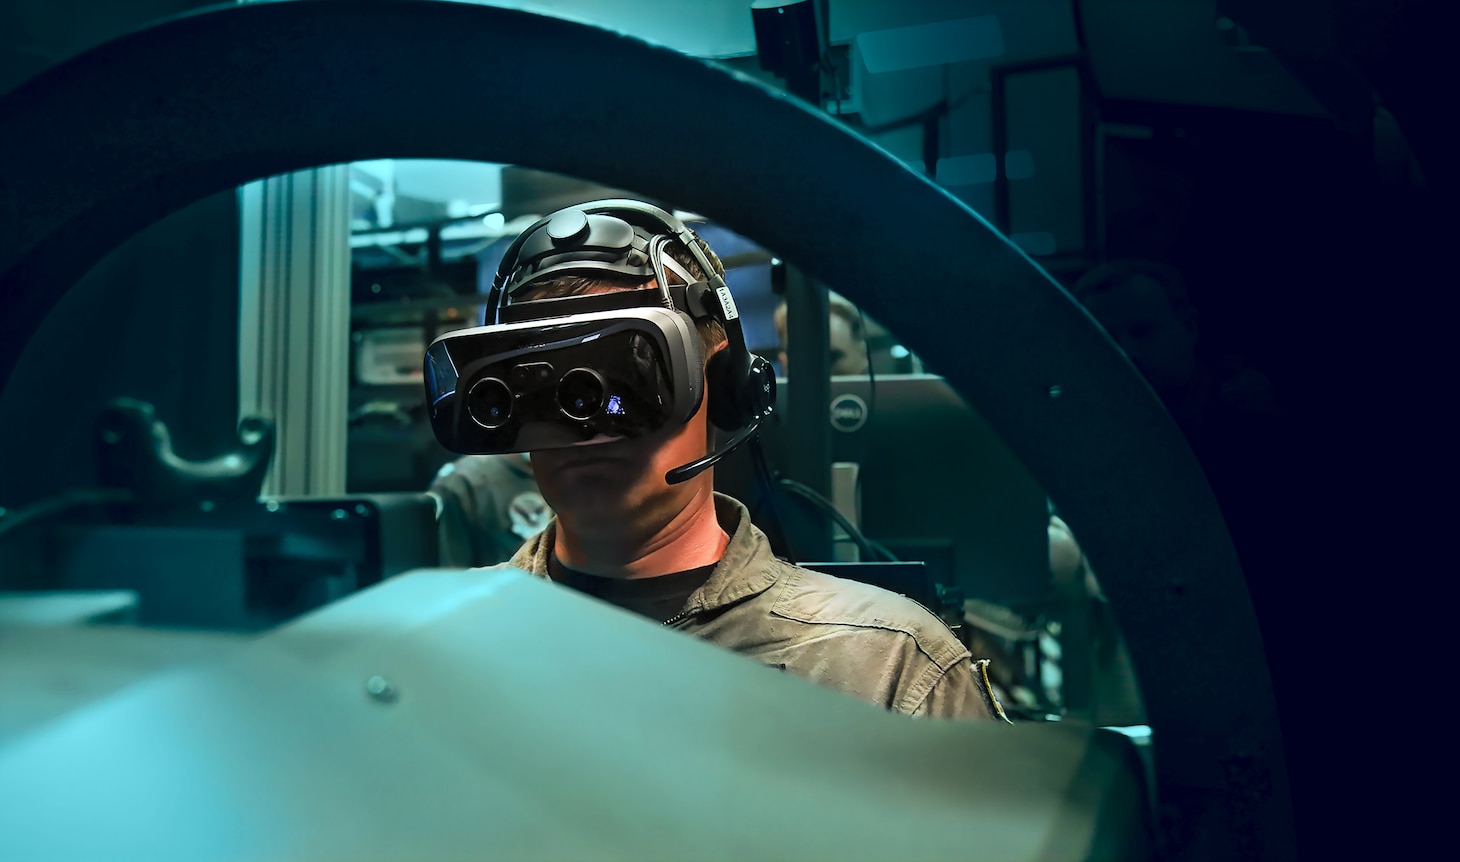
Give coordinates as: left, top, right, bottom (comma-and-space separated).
0, 0, 241, 508
0, 0, 1446, 854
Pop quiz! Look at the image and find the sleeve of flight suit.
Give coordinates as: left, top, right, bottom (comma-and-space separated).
913, 658, 1015, 722
429, 465, 492, 569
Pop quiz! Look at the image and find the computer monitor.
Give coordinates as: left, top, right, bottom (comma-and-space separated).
715, 374, 1051, 606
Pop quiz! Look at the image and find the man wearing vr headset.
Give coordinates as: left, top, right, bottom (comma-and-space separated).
424, 200, 1005, 720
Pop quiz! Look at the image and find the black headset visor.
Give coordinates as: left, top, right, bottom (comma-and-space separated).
425, 306, 705, 455
439, 199, 775, 482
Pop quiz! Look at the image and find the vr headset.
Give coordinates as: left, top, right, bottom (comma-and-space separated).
424, 200, 775, 484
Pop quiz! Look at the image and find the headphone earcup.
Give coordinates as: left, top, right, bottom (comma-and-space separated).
705, 349, 741, 432
706, 351, 776, 432
743, 355, 776, 422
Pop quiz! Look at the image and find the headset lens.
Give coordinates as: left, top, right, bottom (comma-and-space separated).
426, 308, 692, 454
557, 368, 607, 420
466, 377, 515, 429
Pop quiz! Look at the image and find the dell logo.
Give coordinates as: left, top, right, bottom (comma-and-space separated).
829, 393, 868, 433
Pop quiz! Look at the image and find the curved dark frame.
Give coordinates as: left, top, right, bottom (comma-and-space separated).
0, 1, 1292, 858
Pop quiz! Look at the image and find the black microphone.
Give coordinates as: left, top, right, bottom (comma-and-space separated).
664, 421, 761, 485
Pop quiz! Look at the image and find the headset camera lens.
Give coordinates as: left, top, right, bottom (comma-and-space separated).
466, 377, 514, 429
557, 368, 607, 421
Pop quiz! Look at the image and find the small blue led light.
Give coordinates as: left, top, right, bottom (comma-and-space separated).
605, 394, 624, 415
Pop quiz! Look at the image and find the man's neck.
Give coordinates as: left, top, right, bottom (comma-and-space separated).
552, 485, 728, 579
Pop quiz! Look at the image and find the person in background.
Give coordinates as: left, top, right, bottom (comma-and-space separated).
1069, 258, 1284, 550
1070, 259, 1279, 433
772, 291, 870, 376
429, 453, 553, 569
1047, 508, 1145, 727
1068, 259, 1291, 725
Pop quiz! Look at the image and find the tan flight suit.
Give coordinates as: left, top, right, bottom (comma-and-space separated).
502, 493, 1009, 721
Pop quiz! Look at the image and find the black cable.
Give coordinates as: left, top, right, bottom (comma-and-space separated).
748, 435, 796, 565
781, 477, 892, 563
776, 477, 898, 563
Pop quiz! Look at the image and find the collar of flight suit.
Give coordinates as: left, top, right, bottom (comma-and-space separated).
505, 492, 783, 616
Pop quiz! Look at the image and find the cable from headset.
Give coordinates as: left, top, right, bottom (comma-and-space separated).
776, 476, 897, 563
748, 434, 796, 565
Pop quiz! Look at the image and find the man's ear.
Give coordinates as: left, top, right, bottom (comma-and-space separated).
701, 337, 728, 371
